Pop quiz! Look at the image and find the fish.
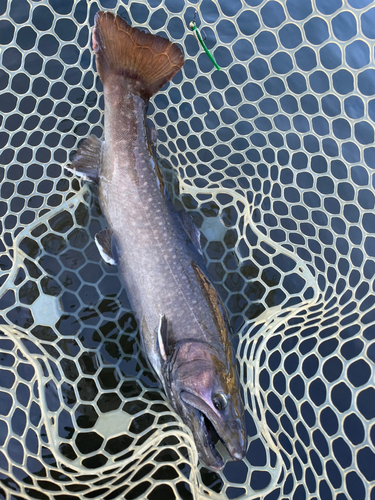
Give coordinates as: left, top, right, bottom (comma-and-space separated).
68, 11, 247, 470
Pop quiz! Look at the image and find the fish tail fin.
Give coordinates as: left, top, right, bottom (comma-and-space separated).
93, 11, 184, 99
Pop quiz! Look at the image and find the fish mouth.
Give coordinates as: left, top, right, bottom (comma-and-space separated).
181, 391, 233, 470
194, 406, 225, 469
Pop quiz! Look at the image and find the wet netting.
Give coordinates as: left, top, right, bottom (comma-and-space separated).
0, 0, 374, 498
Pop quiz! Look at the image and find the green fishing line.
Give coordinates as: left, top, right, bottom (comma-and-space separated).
189, 20, 221, 71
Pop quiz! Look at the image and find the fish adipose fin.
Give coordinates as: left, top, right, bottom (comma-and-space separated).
67, 135, 103, 183
92, 11, 185, 99
95, 229, 118, 265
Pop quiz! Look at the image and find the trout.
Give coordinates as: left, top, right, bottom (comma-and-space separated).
69, 11, 247, 469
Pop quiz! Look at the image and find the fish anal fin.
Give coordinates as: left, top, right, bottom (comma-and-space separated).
95, 229, 118, 265
93, 11, 184, 99
68, 135, 103, 183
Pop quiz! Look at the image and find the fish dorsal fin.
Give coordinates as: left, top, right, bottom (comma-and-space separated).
67, 135, 103, 183
157, 314, 168, 362
93, 11, 184, 99
191, 261, 231, 348
95, 229, 118, 266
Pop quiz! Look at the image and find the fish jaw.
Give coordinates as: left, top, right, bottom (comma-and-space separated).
180, 390, 247, 469
164, 342, 247, 470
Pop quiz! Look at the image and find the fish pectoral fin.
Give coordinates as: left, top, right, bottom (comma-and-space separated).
67, 135, 104, 183
157, 314, 168, 362
95, 229, 118, 266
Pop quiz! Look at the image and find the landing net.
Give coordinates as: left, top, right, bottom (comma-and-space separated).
0, 0, 374, 499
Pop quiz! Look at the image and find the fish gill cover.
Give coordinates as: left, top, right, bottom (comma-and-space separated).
0, 0, 374, 499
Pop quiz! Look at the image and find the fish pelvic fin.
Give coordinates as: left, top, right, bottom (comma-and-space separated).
95, 229, 119, 266
68, 135, 103, 183
93, 11, 185, 99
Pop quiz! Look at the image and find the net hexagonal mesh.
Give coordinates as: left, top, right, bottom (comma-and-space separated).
0, 0, 374, 498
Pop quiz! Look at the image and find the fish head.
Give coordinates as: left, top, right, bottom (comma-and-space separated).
163, 341, 247, 470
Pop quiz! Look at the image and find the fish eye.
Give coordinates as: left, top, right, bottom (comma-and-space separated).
213, 393, 227, 411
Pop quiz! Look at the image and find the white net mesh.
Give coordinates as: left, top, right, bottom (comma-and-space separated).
0, 0, 374, 499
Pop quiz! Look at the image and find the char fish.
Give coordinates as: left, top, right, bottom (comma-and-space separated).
69, 11, 247, 469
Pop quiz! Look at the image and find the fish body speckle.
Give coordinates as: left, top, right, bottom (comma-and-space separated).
70, 11, 247, 470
